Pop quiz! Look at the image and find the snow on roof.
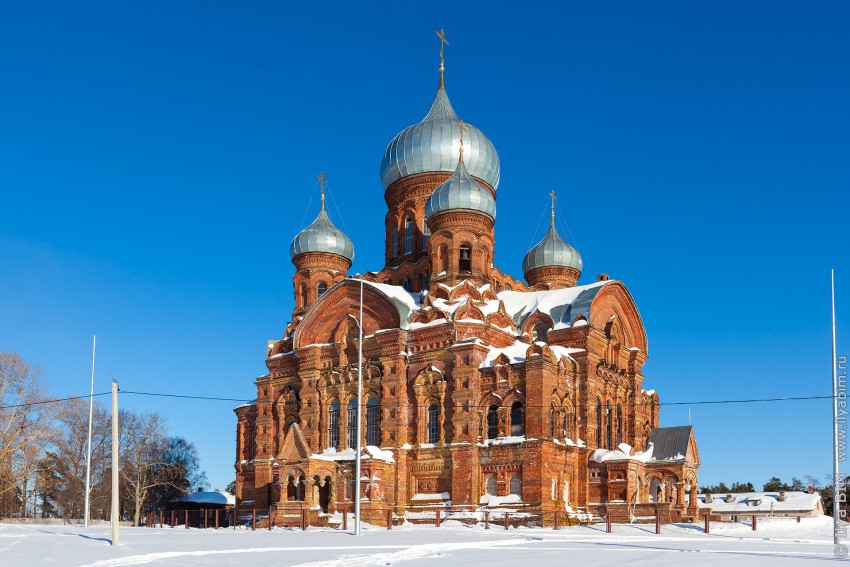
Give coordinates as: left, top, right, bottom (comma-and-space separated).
310, 445, 395, 463
233, 399, 257, 410
589, 431, 691, 464
171, 491, 235, 506
360, 280, 420, 330
498, 280, 612, 331
479, 341, 584, 369
699, 491, 822, 513
589, 443, 654, 463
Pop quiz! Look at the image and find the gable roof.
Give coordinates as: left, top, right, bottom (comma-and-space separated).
648, 426, 693, 461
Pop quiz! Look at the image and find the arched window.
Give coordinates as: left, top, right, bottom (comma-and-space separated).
532, 322, 549, 343
346, 399, 358, 449
616, 404, 623, 446
596, 400, 602, 447
487, 405, 499, 439
250, 423, 257, 460
503, 283, 512, 291
510, 402, 524, 436
606, 403, 613, 449
422, 220, 429, 250
563, 408, 571, 439
420, 272, 429, 291
366, 397, 379, 446
509, 476, 522, 498
404, 217, 413, 254
299, 284, 308, 308
317, 282, 328, 296
402, 277, 412, 292
486, 476, 497, 496
285, 390, 301, 430
438, 245, 448, 273
427, 403, 440, 443
328, 401, 340, 449
550, 405, 557, 438
392, 227, 398, 258
459, 244, 472, 272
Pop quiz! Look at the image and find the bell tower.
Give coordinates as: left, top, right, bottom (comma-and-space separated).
290, 173, 355, 318
378, 30, 500, 292
424, 125, 496, 290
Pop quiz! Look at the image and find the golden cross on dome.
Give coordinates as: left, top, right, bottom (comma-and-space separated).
549, 189, 557, 223
318, 171, 328, 211
436, 29, 449, 87
456, 119, 468, 160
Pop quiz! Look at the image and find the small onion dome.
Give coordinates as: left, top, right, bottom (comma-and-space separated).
424, 158, 496, 221
290, 209, 354, 263
522, 218, 582, 275
380, 86, 500, 191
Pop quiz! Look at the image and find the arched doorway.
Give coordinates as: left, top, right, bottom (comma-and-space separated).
319, 476, 331, 513
649, 478, 662, 503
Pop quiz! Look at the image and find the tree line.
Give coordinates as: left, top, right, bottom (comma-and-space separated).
0, 351, 207, 525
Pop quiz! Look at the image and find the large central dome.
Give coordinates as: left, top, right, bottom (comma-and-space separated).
380, 85, 500, 191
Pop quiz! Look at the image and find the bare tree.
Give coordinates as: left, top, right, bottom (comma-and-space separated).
46, 399, 111, 519
120, 410, 185, 525
0, 352, 52, 518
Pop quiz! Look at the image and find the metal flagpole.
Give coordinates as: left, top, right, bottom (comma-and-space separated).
111, 380, 119, 547
84, 335, 96, 528
355, 277, 363, 536
832, 269, 840, 544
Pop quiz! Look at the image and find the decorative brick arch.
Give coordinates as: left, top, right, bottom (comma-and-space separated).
294, 280, 403, 348
453, 301, 486, 322
589, 282, 648, 354
521, 311, 556, 340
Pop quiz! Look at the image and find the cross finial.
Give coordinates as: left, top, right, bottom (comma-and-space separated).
318, 171, 328, 211
436, 29, 449, 89
456, 119, 468, 161
549, 189, 557, 225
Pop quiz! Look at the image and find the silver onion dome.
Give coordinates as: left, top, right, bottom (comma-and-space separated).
290, 209, 354, 263
380, 86, 500, 191
522, 218, 582, 274
424, 158, 496, 220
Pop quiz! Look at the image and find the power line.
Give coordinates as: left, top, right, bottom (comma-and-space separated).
120, 390, 254, 403
0, 391, 111, 410
2, 390, 834, 412
80, 390, 845, 409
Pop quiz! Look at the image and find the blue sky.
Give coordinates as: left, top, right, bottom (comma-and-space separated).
1, 1, 848, 491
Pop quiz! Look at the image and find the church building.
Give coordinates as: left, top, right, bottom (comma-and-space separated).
234, 36, 701, 525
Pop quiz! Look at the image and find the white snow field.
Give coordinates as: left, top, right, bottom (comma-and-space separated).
0, 516, 844, 566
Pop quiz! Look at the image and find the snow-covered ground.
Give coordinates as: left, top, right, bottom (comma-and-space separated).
0, 516, 843, 566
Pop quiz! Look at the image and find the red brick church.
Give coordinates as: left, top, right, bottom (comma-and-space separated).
234, 40, 701, 524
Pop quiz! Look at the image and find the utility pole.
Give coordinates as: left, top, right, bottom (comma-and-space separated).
111, 380, 119, 547
84, 334, 96, 528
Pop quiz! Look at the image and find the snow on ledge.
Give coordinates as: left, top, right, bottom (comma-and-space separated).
479, 493, 522, 506
411, 492, 451, 501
